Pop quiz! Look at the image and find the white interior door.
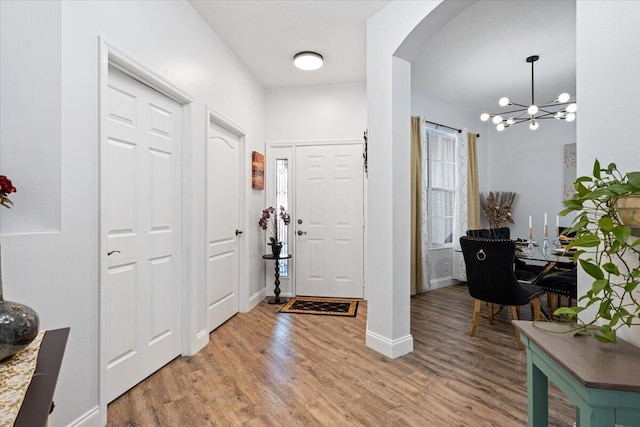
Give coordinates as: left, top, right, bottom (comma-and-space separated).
207, 121, 240, 331
102, 66, 182, 402
295, 144, 364, 298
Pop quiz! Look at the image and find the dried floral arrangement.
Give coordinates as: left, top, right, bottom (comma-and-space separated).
480, 191, 517, 229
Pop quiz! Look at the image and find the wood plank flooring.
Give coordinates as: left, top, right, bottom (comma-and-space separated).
107, 284, 575, 426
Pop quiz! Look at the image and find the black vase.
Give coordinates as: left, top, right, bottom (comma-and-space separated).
0, 298, 39, 361
0, 245, 40, 361
270, 242, 283, 258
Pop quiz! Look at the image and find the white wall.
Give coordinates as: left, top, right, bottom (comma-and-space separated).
576, 0, 640, 347
365, 0, 444, 358
0, 0, 61, 233
486, 119, 576, 240
0, 1, 266, 425
266, 81, 366, 142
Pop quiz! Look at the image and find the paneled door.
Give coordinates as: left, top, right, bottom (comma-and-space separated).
295, 144, 364, 298
102, 66, 182, 402
207, 121, 240, 331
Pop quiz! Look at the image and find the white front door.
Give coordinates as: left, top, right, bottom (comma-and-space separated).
102, 67, 182, 402
295, 144, 364, 298
207, 121, 240, 331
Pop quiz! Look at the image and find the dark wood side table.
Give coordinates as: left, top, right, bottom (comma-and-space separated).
262, 253, 292, 304
513, 321, 640, 427
15, 327, 70, 427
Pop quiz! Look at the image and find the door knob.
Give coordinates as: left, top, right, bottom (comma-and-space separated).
297, 230, 307, 235
235, 229, 243, 236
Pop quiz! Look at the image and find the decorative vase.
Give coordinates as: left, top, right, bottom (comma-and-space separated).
0, 244, 39, 361
270, 242, 283, 258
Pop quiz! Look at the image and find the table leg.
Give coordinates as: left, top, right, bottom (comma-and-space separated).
528, 354, 548, 427
268, 259, 287, 304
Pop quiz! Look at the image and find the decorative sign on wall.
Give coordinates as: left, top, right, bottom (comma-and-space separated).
563, 143, 577, 200
252, 151, 265, 190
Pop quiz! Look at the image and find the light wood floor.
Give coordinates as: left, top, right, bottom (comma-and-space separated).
107, 284, 575, 426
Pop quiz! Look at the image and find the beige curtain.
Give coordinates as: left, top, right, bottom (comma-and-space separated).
410, 117, 423, 295
467, 133, 481, 229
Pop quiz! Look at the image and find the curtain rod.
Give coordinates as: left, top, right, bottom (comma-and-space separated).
424, 119, 480, 138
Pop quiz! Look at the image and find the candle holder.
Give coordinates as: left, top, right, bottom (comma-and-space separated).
527, 227, 535, 257
552, 226, 562, 250
542, 224, 550, 257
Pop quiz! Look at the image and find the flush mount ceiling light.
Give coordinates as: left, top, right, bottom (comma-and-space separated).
293, 51, 324, 71
480, 55, 577, 131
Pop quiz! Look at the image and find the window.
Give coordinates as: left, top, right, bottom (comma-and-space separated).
424, 129, 457, 248
275, 158, 289, 276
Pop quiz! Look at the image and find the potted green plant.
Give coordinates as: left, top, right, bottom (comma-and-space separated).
556, 160, 640, 343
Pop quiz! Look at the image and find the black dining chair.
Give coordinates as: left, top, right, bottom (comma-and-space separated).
460, 236, 545, 349
486, 226, 543, 281
538, 269, 577, 315
489, 227, 510, 239
466, 228, 491, 238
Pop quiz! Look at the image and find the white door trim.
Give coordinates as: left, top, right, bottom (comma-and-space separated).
267, 138, 363, 148
265, 140, 366, 298
205, 108, 250, 313
98, 37, 194, 426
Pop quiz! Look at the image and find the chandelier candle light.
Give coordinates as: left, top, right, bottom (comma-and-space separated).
480, 55, 577, 131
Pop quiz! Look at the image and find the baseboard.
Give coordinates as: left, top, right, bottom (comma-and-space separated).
427, 277, 461, 290
365, 330, 413, 359
65, 406, 100, 427
246, 287, 267, 312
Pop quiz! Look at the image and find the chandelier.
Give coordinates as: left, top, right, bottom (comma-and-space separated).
480, 55, 577, 131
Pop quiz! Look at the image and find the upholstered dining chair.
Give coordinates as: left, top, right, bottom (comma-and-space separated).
489, 227, 510, 239
466, 228, 491, 238
460, 236, 545, 349
538, 269, 577, 315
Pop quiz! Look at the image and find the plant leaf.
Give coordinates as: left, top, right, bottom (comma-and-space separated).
613, 226, 631, 243
591, 278, 608, 294
563, 199, 583, 210
624, 281, 639, 292
602, 263, 620, 275
598, 216, 614, 232
580, 259, 604, 280
593, 159, 601, 179
626, 172, 640, 189
569, 234, 601, 248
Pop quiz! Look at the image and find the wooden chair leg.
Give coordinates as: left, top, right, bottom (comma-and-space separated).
470, 299, 481, 336
487, 302, 494, 324
531, 298, 543, 321
548, 293, 559, 315
510, 306, 525, 350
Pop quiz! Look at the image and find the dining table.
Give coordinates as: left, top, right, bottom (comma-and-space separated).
515, 240, 575, 274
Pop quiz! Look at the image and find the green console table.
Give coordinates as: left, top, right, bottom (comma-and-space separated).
513, 321, 640, 427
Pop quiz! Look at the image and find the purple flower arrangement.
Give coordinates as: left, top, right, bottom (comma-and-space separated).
259, 206, 291, 245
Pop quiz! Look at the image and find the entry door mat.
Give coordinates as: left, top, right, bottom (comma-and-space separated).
279, 297, 359, 317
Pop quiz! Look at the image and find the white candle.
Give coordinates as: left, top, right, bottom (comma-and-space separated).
544, 213, 547, 226
556, 215, 560, 228
529, 215, 532, 228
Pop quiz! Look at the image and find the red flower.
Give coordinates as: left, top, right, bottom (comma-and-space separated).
0, 175, 17, 208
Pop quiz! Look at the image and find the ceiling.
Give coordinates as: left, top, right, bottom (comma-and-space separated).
190, 0, 576, 113
189, 0, 392, 87
410, 0, 576, 113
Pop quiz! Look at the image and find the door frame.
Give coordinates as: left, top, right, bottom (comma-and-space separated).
205, 108, 249, 314
98, 38, 194, 425
265, 139, 365, 298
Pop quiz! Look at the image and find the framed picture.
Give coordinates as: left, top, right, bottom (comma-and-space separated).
252, 151, 265, 190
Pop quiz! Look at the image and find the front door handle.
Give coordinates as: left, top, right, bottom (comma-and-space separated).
297, 230, 307, 235
235, 229, 243, 236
